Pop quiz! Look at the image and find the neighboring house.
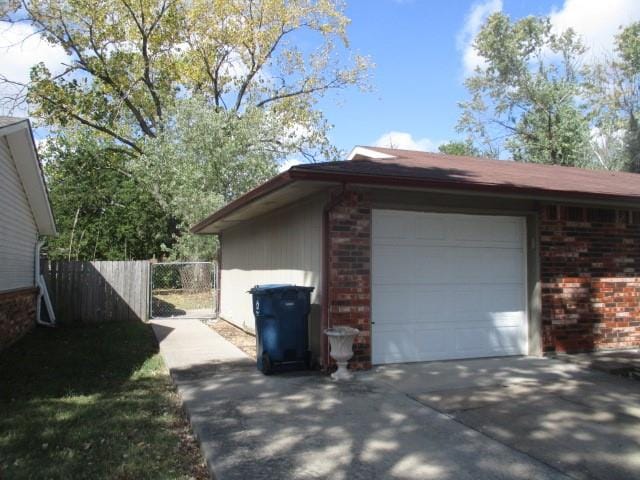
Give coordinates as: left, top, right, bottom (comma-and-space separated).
192, 146, 640, 370
0, 117, 56, 350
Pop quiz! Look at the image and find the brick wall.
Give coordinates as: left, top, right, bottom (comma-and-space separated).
540, 205, 640, 353
327, 190, 372, 369
0, 287, 38, 351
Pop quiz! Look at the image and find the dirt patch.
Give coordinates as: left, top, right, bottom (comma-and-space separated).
152, 290, 215, 316
209, 319, 257, 359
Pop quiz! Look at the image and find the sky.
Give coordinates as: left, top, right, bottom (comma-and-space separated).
2, 0, 640, 162
316, 0, 640, 157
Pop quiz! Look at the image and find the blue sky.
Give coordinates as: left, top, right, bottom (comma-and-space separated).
317, 0, 640, 155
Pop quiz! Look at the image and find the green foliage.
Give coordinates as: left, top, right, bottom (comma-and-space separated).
457, 13, 592, 166
617, 22, 640, 76
138, 97, 281, 260
625, 115, 640, 172
438, 140, 481, 157
5, 0, 370, 160
617, 22, 640, 172
2, 0, 370, 261
42, 130, 175, 260
586, 21, 640, 172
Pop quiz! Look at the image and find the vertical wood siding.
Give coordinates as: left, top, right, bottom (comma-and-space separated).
0, 136, 38, 291
41, 261, 150, 323
220, 194, 326, 333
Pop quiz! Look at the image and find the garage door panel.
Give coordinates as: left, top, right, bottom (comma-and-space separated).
372, 210, 527, 365
414, 327, 454, 357
374, 326, 452, 364
492, 220, 523, 243
414, 247, 451, 282
449, 217, 496, 242
485, 284, 525, 311
373, 286, 449, 324
372, 245, 416, 283
415, 216, 446, 240
455, 327, 495, 354
488, 250, 524, 281
449, 217, 523, 244
485, 326, 525, 353
372, 287, 417, 323
487, 311, 526, 327
372, 212, 411, 240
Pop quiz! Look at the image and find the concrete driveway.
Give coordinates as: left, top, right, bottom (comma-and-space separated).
152, 320, 640, 480
368, 357, 640, 480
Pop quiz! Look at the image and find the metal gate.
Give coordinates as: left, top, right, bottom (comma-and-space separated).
151, 262, 217, 319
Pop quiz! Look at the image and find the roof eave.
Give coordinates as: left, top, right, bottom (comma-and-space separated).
190, 171, 295, 234
290, 168, 640, 206
2, 120, 57, 236
192, 166, 640, 235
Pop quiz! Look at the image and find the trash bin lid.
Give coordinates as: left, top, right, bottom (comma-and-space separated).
249, 284, 315, 294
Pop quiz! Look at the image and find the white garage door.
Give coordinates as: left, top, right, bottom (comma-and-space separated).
372, 210, 527, 365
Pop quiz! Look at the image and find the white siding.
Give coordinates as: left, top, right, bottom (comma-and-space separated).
0, 136, 37, 291
220, 194, 325, 334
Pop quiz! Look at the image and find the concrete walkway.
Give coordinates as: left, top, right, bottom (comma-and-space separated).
151, 319, 251, 372
151, 320, 640, 480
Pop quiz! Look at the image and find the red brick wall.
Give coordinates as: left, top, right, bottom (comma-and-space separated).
0, 288, 38, 351
540, 205, 640, 353
327, 190, 372, 369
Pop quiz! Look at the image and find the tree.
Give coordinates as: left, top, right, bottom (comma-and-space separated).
42, 129, 175, 260
438, 140, 481, 157
588, 22, 640, 172
457, 13, 591, 166
625, 115, 640, 172
138, 97, 282, 260
2, 0, 370, 161
2, 0, 370, 260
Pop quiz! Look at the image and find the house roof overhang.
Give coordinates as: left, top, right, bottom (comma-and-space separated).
0, 117, 56, 236
192, 146, 640, 235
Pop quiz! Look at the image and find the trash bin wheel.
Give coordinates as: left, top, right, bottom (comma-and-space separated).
262, 352, 273, 375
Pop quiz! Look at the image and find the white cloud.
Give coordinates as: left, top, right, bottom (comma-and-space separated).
0, 23, 68, 84
0, 23, 68, 114
373, 131, 443, 152
457, 0, 503, 75
458, 0, 640, 76
549, 0, 640, 60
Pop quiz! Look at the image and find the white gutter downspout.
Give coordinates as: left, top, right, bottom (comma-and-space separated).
35, 240, 56, 326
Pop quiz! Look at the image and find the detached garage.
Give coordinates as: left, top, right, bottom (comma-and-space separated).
192, 146, 640, 370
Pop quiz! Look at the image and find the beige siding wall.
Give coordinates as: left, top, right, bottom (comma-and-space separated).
220, 193, 326, 337
0, 136, 37, 291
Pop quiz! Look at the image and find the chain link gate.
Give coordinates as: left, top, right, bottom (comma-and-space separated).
151, 262, 217, 318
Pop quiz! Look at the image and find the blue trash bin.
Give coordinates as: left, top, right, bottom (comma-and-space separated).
249, 284, 314, 374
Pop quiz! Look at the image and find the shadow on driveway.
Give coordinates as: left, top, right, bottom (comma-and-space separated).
369, 357, 640, 480
154, 318, 640, 480
166, 354, 640, 480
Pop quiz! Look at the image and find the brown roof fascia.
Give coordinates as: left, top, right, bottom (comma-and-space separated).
288, 168, 640, 205
192, 164, 640, 235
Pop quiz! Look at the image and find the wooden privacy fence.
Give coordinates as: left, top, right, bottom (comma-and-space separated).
41, 260, 150, 324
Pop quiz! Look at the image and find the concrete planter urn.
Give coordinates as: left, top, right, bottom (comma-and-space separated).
324, 326, 360, 380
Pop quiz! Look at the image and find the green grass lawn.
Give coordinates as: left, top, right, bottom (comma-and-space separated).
0, 321, 208, 480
